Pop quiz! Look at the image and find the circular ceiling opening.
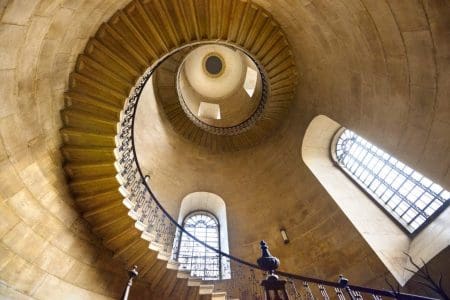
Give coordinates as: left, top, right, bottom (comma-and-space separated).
177, 44, 265, 132
204, 54, 224, 76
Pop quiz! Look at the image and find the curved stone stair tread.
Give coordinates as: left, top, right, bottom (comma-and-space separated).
61, 0, 296, 298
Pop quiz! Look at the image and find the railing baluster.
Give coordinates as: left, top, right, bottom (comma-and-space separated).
335, 288, 346, 300
318, 284, 330, 300
286, 278, 302, 300
304, 282, 315, 300
352, 290, 363, 300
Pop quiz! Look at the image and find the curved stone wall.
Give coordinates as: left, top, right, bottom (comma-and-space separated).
274, 0, 450, 187
0, 1, 154, 298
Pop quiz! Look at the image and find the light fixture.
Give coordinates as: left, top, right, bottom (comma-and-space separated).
280, 228, 289, 244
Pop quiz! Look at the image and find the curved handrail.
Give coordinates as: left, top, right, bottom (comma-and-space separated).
116, 43, 438, 300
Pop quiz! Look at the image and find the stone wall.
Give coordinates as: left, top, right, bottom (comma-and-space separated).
0, 1, 154, 298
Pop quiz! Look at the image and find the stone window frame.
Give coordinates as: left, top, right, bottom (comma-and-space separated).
174, 192, 231, 280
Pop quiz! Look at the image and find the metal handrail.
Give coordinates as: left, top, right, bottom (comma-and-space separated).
118, 43, 438, 300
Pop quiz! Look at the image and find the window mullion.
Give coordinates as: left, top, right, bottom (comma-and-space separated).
334, 129, 449, 234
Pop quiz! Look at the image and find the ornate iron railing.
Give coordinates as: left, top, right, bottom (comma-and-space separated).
114, 44, 439, 300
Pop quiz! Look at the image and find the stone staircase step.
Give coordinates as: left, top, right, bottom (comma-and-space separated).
69, 176, 118, 194
64, 162, 116, 179
61, 128, 115, 147
61, 145, 115, 163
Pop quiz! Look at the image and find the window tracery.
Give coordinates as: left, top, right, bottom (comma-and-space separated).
334, 129, 450, 234
177, 211, 222, 280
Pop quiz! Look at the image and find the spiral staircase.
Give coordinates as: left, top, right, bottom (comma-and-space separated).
57, 0, 445, 299
61, 0, 297, 298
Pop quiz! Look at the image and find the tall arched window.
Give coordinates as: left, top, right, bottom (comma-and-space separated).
333, 129, 450, 234
177, 211, 222, 280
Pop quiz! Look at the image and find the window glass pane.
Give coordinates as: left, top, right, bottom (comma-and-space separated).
367, 158, 378, 170
335, 129, 449, 234
387, 194, 400, 208
399, 181, 414, 196
392, 174, 406, 189
385, 170, 399, 185
441, 191, 450, 201
369, 179, 381, 190
382, 190, 395, 203
430, 183, 443, 195
364, 174, 374, 185
375, 184, 388, 197
379, 166, 391, 178
178, 212, 221, 280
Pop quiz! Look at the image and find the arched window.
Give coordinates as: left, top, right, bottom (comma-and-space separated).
333, 128, 450, 234
177, 211, 222, 280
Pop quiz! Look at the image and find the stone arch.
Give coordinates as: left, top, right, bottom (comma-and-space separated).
176, 191, 230, 260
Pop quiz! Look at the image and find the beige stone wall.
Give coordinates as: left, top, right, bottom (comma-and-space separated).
268, 0, 450, 188
0, 1, 155, 298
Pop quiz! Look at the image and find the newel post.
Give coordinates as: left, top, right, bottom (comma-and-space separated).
121, 265, 138, 300
257, 241, 290, 300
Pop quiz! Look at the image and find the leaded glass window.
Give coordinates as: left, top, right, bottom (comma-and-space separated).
334, 129, 450, 234
177, 211, 221, 280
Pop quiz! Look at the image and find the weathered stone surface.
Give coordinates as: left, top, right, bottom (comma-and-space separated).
1, 0, 38, 25
0, 1, 132, 298
0, 202, 20, 239
0, 24, 26, 69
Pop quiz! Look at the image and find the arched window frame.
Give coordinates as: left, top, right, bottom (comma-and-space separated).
331, 127, 450, 236
176, 210, 223, 280
172, 192, 231, 280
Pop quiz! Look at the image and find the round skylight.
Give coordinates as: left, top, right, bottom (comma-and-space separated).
204, 54, 224, 76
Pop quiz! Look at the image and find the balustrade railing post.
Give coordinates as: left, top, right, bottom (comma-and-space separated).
257, 241, 290, 300
338, 275, 356, 300
121, 265, 138, 300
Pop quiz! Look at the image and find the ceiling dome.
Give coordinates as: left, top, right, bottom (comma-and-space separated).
182, 44, 245, 99
178, 44, 263, 129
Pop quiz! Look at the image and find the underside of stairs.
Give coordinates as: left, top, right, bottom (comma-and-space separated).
61, 0, 297, 298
